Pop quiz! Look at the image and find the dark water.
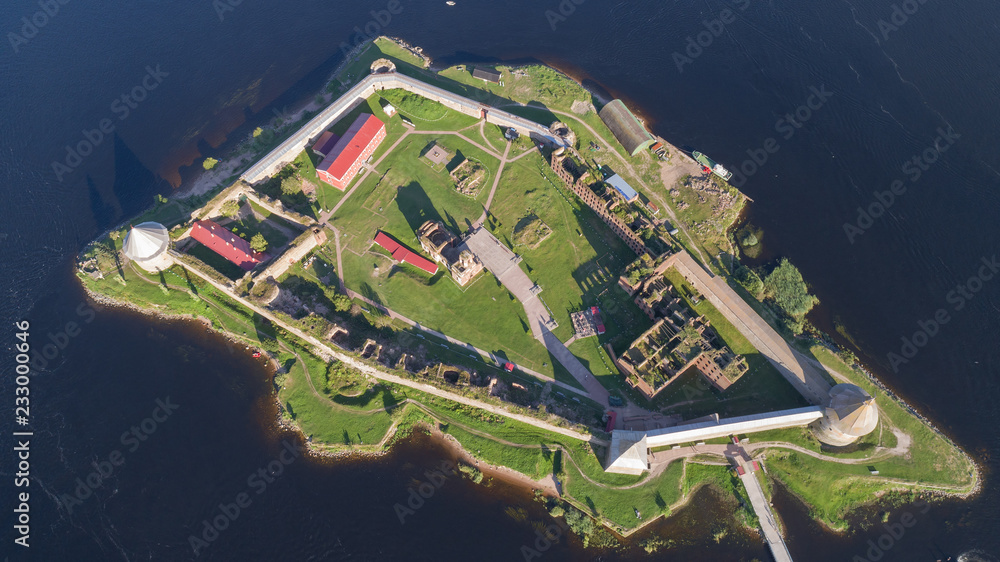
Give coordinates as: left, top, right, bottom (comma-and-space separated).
2, 1, 999, 560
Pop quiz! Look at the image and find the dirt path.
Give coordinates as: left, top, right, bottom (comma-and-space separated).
176, 261, 601, 445
476, 140, 511, 227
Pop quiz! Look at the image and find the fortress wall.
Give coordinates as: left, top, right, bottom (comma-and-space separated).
242, 72, 565, 185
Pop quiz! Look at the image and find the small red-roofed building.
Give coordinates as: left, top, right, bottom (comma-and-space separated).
317, 114, 386, 191
373, 231, 437, 275
190, 219, 266, 270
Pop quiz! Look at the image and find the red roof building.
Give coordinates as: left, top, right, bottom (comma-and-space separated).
373, 231, 437, 275
317, 114, 386, 191
190, 219, 266, 270
590, 306, 606, 335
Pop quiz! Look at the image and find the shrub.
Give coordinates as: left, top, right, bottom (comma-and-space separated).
734, 265, 764, 299
250, 233, 268, 253
220, 200, 240, 218
280, 175, 301, 196
203, 157, 219, 170
764, 259, 817, 334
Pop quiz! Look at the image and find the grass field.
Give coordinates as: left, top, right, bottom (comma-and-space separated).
753, 344, 978, 530
484, 152, 647, 345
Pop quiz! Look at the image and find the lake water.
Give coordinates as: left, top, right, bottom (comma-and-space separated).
2, 1, 998, 560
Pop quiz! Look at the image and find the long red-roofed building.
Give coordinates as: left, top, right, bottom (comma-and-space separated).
190, 219, 266, 270
373, 231, 437, 275
317, 114, 386, 191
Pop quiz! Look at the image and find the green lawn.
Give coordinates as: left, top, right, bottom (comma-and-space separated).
754, 344, 978, 530
277, 343, 397, 446
484, 152, 645, 344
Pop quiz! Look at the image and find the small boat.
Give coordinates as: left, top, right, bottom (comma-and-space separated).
692, 150, 733, 181
446, 1, 455, 5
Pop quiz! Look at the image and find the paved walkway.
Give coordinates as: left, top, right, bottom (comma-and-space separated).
464, 227, 611, 406
668, 251, 832, 405
739, 464, 793, 562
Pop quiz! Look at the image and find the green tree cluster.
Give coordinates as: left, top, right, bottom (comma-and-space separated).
763, 259, 817, 334
280, 175, 301, 196
734, 265, 764, 298
250, 233, 268, 253
220, 199, 241, 218
203, 157, 219, 170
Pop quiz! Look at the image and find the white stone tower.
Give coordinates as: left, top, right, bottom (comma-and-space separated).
122, 222, 173, 272
810, 383, 879, 446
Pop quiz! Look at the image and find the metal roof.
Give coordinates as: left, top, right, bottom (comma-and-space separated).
190, 219, 265, 270
472, 68, 501, 83
611, 406, 824, 452
598, 99, 654, 156
373, 231, 438, 275
606, 174, 638, 202
318, 114, 384, 181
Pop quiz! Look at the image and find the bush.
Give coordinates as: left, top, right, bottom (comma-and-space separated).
220, 200, 240, 218
459, 464, 484, 484
203, 157, 219, 170
734, 265, 764, 299
250, 233, 268, 253
280, 175, 301, 196
253, 127, 263, 138
764, 259, 817, 334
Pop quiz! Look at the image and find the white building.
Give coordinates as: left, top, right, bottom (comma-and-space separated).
122, 222, 173, 271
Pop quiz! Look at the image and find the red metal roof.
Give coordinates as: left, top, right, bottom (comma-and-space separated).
190, 219, 265, 270
373, 231, 437, 274
318, 114, 385, 181
605, 411, 617, 433
311, 131, 340, 156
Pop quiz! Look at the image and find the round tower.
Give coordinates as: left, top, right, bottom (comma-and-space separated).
810, 383, 879, 446
122, 221, 173, 272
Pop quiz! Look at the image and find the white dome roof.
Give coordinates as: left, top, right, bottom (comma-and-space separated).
123, 222, 169, 261
825, 383, 878, 437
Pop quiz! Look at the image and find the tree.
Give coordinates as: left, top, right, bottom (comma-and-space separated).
203, 157, 219, 170
280, 175, 300, 196
734, 265, 764, 299
332, 294, 351, 312
154, 193, 169, 206
252, 127, 263, 138
220, 199, 240, 218
763, 259, 817, 333
250, 233, 268, 253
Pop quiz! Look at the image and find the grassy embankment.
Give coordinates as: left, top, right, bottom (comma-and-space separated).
751, 345, 977, 530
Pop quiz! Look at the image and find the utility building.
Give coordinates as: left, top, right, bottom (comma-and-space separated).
317, 114, 386, 191
599, 99, 654, 156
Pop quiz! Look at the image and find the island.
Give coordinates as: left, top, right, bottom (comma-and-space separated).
77, 36, 978, 558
